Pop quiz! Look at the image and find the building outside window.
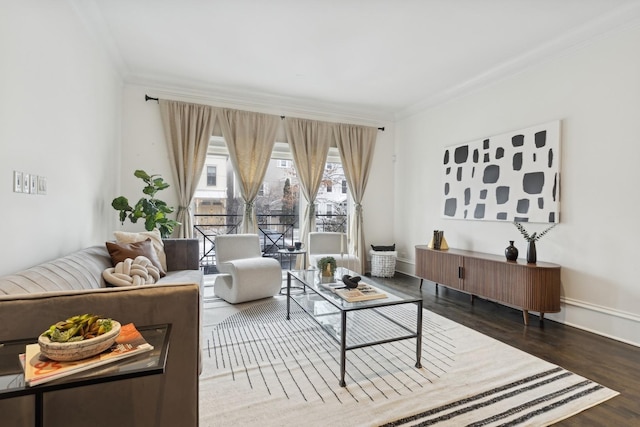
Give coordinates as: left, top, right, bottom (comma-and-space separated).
207, 166, 217, 186
258, 182, 269, 197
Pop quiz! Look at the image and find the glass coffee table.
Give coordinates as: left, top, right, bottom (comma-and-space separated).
286, 269, 422, 387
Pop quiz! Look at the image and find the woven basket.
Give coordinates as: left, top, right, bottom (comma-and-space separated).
370, 250, 397, 278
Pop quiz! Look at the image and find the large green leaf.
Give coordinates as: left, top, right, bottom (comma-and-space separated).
111, 196, 131, 211
134, 169, 151, 181
142, 185, 157, 197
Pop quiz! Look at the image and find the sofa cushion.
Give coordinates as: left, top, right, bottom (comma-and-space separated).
114, 229, 168, 271
106, 239, 166, 277
160, 269, 204, 287
0, 246, 113, 295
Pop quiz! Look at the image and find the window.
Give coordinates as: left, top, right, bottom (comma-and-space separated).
341, 180, 347, 194
326, 203, 334, 217
207, 166, 217, 186
258, 182, 269, 196
195, 137, 348, 242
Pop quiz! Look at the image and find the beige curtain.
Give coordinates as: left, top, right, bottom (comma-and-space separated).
218, 109, 279, 233
159, 100, 218, 238
335, 124, 378, 274
284, 118, 333, 267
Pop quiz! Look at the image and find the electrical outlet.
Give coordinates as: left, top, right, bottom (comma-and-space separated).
13, 171, 22, 193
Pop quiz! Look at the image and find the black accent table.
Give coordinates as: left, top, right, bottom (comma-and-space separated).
0, 324, 171, 427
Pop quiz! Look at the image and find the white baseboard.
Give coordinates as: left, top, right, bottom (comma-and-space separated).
395, 258, 640, 348
546, 298, 640, 348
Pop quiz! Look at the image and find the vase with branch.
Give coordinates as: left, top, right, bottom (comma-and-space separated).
513, 222, 557, 264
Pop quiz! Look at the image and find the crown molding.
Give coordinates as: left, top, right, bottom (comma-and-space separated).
70, 0, 640, 125
67, 0, 393, 125
126, 75, 394, 127
395, 2, 640, 120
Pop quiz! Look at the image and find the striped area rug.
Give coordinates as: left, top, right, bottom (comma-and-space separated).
199, 297, 618, 426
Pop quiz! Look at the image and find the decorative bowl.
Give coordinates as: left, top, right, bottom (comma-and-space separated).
342, 275, 361, 289
287, 246, 295, 252
38, 321, 121, 361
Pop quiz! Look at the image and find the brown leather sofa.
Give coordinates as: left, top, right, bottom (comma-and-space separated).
0, 239, 202, 427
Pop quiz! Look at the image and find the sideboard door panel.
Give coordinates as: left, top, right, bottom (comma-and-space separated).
415, 246, 463, 290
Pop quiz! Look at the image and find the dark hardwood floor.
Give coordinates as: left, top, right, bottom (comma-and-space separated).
373, 272, 640, 426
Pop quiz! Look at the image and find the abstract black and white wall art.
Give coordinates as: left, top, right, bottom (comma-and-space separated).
442, 120, 560, 223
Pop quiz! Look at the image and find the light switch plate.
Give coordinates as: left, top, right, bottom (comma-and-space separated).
38, 176, 47, 195
30, 174, 38, 195
23, 173, 30, 193
13, 171, 22, 193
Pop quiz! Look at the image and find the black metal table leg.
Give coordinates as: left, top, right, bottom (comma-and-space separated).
286, 272, 291, 320
340, 310, 347, 387
415, 300, 423, 368
35, 391, 43, 427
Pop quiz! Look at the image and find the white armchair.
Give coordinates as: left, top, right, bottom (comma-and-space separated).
308, 232, 361, 274
213, 234, 282, 304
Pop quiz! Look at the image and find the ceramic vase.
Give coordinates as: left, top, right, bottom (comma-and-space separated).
526, 240, 537, 264
505, 241, 518, 261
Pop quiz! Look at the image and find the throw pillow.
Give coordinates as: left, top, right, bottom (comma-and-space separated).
103, 256, 161, 287
371, 244, 396, 251
106, 239, 166, 277
114, 229, 167, 272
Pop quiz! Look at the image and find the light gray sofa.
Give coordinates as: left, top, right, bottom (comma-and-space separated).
0, 238, 202, 427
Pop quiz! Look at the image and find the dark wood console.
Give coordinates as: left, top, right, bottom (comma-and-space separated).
415, 245, 561, 325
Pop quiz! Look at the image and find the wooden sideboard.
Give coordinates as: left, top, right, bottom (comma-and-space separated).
415, 245, 561, 325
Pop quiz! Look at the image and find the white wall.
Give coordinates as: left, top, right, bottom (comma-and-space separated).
119, 84, 396, 251
0, 1, 122, 275
394, 23, 640, 346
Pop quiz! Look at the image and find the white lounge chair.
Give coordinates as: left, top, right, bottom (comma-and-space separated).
308, 232, 361, 274
213, 234, 282, 304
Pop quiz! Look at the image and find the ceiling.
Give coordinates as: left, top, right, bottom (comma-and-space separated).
76, 0, 640, 119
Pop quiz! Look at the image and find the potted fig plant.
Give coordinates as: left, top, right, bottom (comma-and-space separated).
112, 170, 180, 238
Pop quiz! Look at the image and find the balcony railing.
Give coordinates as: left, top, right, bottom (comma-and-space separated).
193, 213, 346, 272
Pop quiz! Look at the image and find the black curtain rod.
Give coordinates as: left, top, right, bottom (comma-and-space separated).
145, 94, 384, 131
280, 115, 384, 131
